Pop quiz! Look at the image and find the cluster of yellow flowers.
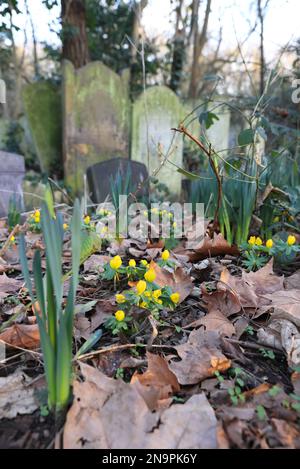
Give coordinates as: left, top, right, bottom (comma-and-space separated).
110, 250, 180, 323
30, 209, 41, 224
98, 208, 112, 217
248, 235, 296, 247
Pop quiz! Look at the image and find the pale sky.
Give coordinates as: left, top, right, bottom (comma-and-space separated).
13, 0, 300, 63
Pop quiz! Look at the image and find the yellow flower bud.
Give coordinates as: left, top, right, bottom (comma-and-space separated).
136, 280, 147, 295
287, 235, 296, 246
161, 250, 170, 261
170, 292, 180, 304
144, 291, 151, 298
115, 310, 125, 322
255, 237, 263, 246
10, 235, 15, 243
84, 215, 91, 225
266, 239, 273, 249
129, 259, 136, 268
139, 301, 148, 309
63, 223, 68, 230
144, 269, 156, 283
248, 236, 256, 246
116, 294, 126, 304
110, 255, 122, 270
140, 259, 148, 267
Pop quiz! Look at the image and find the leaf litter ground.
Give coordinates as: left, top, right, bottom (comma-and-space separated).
1, 227, 300, 449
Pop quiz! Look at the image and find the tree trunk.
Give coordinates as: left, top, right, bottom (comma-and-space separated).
61, 0, 89, 69
257, 0, 265, 96
188, 0, 212, 100
169, 0, 185, 93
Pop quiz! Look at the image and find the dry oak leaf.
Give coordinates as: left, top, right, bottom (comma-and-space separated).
63, 363, 218, 449
202, 284, 241, 318
0, 273, 23, 296
196, 309, 235, 337
284, 270, 300, 290
0, 323, 40, 350
263, 289, 300, 329
169, 330, 231, 385
131, 352, 180, 411
83, 254, 110, 273
0, 369, 39, 419
242, 259, 284, 296
150, 261, 193, 303
182, 232, 239, 262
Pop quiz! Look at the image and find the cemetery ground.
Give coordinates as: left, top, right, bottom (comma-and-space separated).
1, 196, 300, 450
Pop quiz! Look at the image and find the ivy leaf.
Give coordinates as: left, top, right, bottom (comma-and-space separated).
238, 128, 255, 146
199, 111, 220, 130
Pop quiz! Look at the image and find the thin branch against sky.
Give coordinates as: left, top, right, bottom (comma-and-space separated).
11, 0, 300, 62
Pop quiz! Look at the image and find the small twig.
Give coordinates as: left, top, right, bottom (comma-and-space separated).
172, 124, 222, 231
0, 224, 20, 258
147, 314, 158, 349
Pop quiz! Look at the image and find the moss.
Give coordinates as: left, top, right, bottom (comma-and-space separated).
22, 82, 62, 175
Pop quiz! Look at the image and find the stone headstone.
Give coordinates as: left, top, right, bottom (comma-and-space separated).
63, 61, 130, 194
22, 81, 62, 174
86, 158, 148, 204
0, 151, 25, 217
131, 86, 185, 196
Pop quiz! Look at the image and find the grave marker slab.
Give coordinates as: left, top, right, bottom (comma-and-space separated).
63, 61, 130, 194
131, 86, 185, 196
0, 151, 25, 218
87, 158, 148, 204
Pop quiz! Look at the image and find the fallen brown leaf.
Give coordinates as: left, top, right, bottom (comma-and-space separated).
63, 363, 218, 449
0, 273, 23, 297
169, 330, 231, 385
264, 289, 300, 328
131, 352, 180, 410
0, 369, 39, 419
150, 261, 193, 303
0, 324, 40, 350
181, 233, 239, 262
195, 310, 235, 337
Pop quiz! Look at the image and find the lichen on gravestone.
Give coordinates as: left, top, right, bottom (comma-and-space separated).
22, 81, 62, 174
131, 86, 185, 196
63, 60, 131, 194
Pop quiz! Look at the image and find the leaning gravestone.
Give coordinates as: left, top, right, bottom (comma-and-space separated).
63, 61, 130, 194
87, 158, 148, 204
0, 151, 25, 218
131, 86, 185, 196
22, 81, 62, 174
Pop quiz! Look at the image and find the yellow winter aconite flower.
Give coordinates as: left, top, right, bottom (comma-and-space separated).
266, 239, 273, 249
173, 222, 177, 228
144, 291, 151, 298
128, 259, 136, 268
34, 210, 40, 223
153, 289, 162, 299
115, 310, 125, 322
170, 292, 180, 304
63, 223, 68, 230
161, 250, 170, 261
143, 211, 148, 217
116, 294, 126, 304
110, 255, 122, 270
10, 235, 15, 243
84, 215, 91, 225
136, 280, 147, 295
144, 269, 156, 283
140, 259, 148, 267
255, 237, 263, 246
273, 216, 280, 223
287, 235, 296, 246
248, 236, 256, 245
139, 301, 148, 309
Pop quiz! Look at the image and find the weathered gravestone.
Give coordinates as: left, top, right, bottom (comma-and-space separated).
87, 158, 148, 204
63, 61, 130, 194
131, 86, 185, 196
0, 151, 25, 217
22, 81, 62, 174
